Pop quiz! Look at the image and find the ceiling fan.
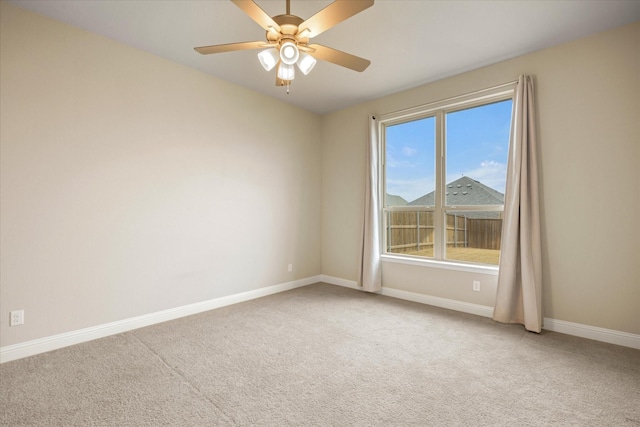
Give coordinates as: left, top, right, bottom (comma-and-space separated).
194, 0, 374, 92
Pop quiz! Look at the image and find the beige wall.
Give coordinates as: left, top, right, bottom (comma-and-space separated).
2, 1, 638, 350
0, 2, 322, 347
322, 22, 640, 334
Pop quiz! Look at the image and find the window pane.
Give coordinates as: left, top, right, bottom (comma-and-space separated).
386, 210, 434, 258
385, 116, 435, 206
381, 91, 513, 266
445, 100, 512, 206
444, 210, 502, 265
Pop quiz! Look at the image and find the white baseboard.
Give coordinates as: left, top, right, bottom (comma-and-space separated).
4, 274, 638, 363
380, 287, 495, 318
320, 275, 640, 350
542, 317, 640, 349
319, 275, 361, 290
0, 275, 321, 364
320, 275, 494, 318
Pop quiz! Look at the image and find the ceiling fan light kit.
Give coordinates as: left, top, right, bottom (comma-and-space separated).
195, 0, 374, 92
258, 48, 279, 71
277, 62, 295, 81
279, 41, 299, 65
297, 52, 317, 75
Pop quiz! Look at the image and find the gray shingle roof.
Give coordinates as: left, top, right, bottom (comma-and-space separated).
408, 176, 504, 206
386, 194, 408, 206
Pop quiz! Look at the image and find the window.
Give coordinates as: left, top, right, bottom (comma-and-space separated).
380, 88, 513, 266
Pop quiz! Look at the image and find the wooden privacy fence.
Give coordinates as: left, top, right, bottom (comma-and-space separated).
387, 211, 502, 253
387, 211, 435, 253
467, 218, 502, 250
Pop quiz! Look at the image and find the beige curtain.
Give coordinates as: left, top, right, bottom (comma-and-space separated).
493, 75, 543, 332
359, 115, 382, 292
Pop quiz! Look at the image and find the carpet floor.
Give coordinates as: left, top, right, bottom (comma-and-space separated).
1, 282, 639, 426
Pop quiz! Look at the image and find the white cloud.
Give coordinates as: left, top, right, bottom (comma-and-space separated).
388, 160, 507, 203
449, 160, 507, 193
386, 177, 435, 203
402, 146, 418, 157
386, 151, 421, 169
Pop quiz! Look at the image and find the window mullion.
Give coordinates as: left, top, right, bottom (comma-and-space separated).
434, 110, 445, 261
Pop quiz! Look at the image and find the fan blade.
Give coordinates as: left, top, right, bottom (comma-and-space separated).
194, 41, 266, 55
231, 0, 281, 33
307, 44, 370, 72
298, 0, 374, 38
298, 45, 316, 53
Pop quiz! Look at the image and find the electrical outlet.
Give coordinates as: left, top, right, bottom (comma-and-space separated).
288, 264, 293, 272
472, 281, 481, 292
10, 310, 24, 326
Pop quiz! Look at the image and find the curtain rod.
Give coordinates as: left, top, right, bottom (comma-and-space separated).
377, 79, 519, 121
472, 79, 519, 94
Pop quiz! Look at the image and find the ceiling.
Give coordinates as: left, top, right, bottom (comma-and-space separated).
9, 0, 640, 114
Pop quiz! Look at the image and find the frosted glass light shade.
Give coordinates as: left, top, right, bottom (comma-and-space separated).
258, 48, 279, 71
297, 52, 317, 75
279, 42, 299, 65
277, 63, 295, 81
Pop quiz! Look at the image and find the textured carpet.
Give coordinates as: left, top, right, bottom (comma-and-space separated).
1, 283, 639, 426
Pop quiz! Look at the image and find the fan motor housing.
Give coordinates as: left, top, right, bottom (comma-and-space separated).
267, 14, 309, 45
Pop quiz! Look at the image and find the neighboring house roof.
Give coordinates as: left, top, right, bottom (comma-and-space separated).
386, 194, 408, 206
406, 176, 504, 219
408, 176, 504, 206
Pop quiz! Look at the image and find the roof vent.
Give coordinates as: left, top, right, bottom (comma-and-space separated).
457, 184, 462, 188
463, 191, 468, 195
453, 192, 458, 195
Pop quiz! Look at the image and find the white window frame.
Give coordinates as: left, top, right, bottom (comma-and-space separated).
377, 84, 515, 273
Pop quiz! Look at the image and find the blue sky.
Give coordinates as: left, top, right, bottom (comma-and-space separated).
385, 99, 512, 203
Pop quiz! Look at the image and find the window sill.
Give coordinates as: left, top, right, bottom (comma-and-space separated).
381, 254, 499, 276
